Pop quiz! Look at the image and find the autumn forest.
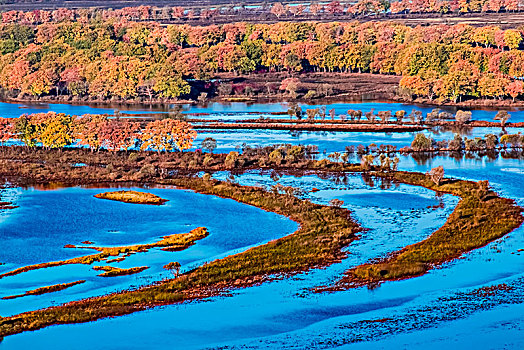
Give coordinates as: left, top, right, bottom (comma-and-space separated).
0, 13, 524, 103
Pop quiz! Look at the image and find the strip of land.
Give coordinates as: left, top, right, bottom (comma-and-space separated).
2, 281, 86, 300
92, 266, 149, 277
0, 227, 208, 279
192, 122, 428, 133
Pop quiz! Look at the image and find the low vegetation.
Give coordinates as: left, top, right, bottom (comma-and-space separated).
94, 190, 168, 205
92, 266, 149, 277
0, 227, 208, 279
2, 280, 85, 300
0, 147, 522, 338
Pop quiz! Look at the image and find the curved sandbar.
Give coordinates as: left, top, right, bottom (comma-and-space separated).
94, 191, 168, 205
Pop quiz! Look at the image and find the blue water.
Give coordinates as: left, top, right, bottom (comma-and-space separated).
0, 102, 114, 118
2, 100, 524, 123
193, 126, 522, 155
184, 101, 524, 123
0, 171, 461, 349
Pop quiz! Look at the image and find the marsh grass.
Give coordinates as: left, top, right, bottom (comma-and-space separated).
0, 228, 208, 279
94, 190, 168, 205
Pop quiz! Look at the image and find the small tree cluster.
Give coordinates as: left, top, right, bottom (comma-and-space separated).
0, 113, 197, 152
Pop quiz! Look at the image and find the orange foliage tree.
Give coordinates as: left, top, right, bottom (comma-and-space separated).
139, 119, 197, 152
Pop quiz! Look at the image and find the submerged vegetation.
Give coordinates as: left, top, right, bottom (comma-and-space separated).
94, 190, 168, 205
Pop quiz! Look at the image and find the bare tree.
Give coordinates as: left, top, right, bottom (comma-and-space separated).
329, 199, 344, 208
427, 165, 445, 186
455, 110, 472, 124
494, 111, 510, 132
201, 137, 217, 153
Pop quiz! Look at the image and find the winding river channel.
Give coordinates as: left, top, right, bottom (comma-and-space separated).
0, 100, 523, 349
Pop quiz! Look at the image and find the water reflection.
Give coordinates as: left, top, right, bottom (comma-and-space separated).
3, 100, 524, 123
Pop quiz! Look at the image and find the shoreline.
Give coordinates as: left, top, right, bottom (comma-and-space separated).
3, 77, 524, 112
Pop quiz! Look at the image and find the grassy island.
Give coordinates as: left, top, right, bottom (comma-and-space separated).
93, 266, 149, 277
94, 190, 168, 205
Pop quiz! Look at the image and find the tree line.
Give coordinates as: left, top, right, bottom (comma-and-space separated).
2, 20, 524, 102
0, 113, 197, 151
2, 0, 524, 25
